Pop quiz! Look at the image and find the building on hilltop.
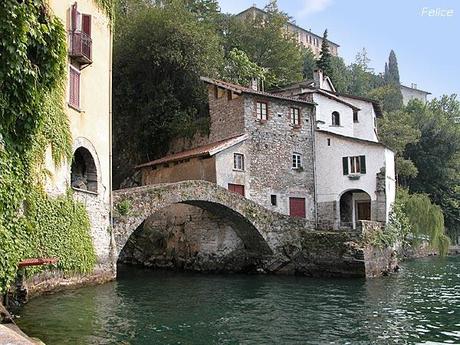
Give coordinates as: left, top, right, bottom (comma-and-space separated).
137, 71, 396, 230
235, 6, 340, 58
45, 0, 113, 275
400, 83, 431, 105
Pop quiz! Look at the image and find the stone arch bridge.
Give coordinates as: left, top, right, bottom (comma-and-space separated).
112, 180, 313, 259
112, 180, 389, 277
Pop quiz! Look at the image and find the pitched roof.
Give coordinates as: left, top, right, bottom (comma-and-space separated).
328, 92, 383, 117
316, 129, 392, 150
400, 84, 431, 95
271, 83, 360, 111
200, 77, 316, 106
136, 134, 248, 169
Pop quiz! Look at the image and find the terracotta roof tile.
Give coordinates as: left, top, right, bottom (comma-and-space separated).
136, 134, 247, 169
200, 77, 316, 106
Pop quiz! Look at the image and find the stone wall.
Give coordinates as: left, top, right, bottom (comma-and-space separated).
208, 85, 246, 142
243, 95, 316, 217
113, 181, 398, 278
119, 204, 260, 272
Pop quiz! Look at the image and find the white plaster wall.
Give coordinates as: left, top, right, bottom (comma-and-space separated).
313, 94, 354, 137
315, 132, 389, 204
215, 141, 249, 193
338, 97, 378, 142
401, 87, 429, 105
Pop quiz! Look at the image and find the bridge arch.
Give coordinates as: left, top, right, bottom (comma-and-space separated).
112, 181, 280, 260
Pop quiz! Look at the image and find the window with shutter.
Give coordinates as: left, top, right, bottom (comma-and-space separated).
290, 107, 300, 127
342, 157, 349, 175
69, 65, 81, 109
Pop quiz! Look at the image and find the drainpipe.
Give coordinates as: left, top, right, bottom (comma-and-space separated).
311, 106, 318, 229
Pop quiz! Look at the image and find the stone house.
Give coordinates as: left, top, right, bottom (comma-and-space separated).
137, 77, 317, 219
44, 0, 113, 276
138, 71, 395, 230
273, 70, 396, 229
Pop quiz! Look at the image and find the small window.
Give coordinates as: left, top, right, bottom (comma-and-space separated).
332, 111, 340, 126
342, 156, 366, 175
256, 101, 268, 121
233, 153, 244, 171
271, 194, 277, 206
292, 153, 302, 169
327, 138, 331, 146
69, 65, 81, 109
290, 107, 300, 127
353, 110, 359, 123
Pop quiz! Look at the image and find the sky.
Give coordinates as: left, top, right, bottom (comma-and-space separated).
218, 0, 460, 99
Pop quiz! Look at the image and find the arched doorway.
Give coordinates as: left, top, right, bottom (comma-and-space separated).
339, 189, 371, 229
71, 147, 98, 192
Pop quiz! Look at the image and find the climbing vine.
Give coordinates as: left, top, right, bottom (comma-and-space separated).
0, 0, 96, 294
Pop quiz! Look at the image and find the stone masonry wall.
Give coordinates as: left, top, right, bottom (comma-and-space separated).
243, 95, 316, 218
208, 85, 246, 142
118, 204, 259, 272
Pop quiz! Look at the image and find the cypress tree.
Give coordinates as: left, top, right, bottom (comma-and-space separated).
387, 50, 400, 85
317, 29, 332, 76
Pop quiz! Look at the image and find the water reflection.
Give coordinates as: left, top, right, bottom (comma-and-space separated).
17, 257, 460, 345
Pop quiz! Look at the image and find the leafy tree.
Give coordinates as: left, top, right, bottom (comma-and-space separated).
223, 0, 303, 87
302, 47, 317, 81
329, 56, 350, 93
377, 108, 420, 183
405, 97, 460, 242
399, 190, 451, 255
222, 48, 267, 85
379, 50, 403, 110
385, 50, 401, 85
317, 29, 332, 76
112, 1, 223, 186
368, 84, 403, 112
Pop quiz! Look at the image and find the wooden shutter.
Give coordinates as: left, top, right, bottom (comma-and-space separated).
71, 3, 78, 31
69, 66, 80, 108
360, 156, 366, 174
342, 157, 349, 175
82, 14, 91, 36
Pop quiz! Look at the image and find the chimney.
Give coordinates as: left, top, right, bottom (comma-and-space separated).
313, 69, 324, 89
250, 77, 259, 91
249, 77, 264, 92
411, 83, 417, 89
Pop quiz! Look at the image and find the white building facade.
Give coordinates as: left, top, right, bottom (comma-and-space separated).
274, 70, 396, 229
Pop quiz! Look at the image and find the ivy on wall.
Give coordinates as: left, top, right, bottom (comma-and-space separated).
0, 0, 97, 294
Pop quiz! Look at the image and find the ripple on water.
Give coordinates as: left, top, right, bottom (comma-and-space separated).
15, 256, 460, 345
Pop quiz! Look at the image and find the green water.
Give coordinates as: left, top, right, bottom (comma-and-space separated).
16, 257, 460, 344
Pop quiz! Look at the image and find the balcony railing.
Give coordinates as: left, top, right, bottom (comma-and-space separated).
68, 31, 92, 65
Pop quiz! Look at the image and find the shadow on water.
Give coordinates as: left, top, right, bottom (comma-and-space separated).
15, 257, 460, 345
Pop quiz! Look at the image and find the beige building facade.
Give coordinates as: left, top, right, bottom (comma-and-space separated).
45, 0, 113, 276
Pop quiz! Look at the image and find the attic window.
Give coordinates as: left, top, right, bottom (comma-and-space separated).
332, 111, 340, 126
353, 110, 359, 123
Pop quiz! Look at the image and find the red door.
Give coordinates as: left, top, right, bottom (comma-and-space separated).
290, 197, 306, 218
228, 183, 245, 197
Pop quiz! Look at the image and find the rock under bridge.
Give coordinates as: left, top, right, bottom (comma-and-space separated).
112, 180, 396, 277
